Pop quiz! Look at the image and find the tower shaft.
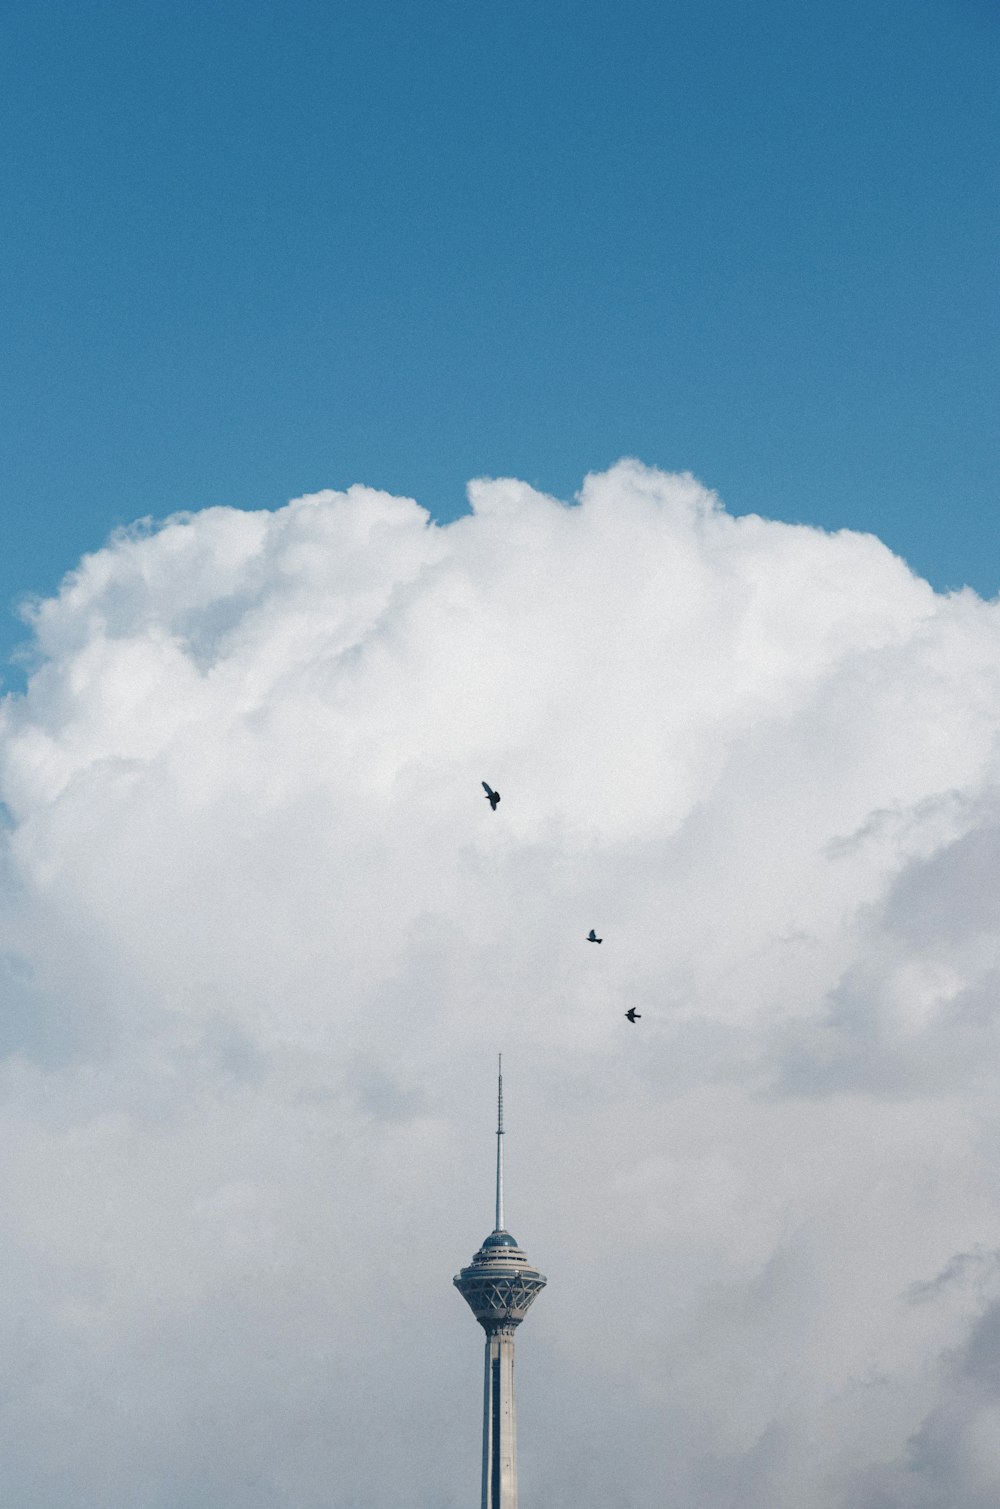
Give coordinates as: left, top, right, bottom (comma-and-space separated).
481, 1327, 518, 1509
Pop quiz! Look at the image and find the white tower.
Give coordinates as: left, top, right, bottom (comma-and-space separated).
454, 1058, 546, 1509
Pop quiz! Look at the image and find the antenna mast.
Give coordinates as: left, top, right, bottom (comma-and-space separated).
495, 1054, 505, 1231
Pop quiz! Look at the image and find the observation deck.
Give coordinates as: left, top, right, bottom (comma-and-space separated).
454, 1229, 547, 1331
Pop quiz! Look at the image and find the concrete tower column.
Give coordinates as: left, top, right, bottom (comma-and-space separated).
481, 1326, 518, 1509
454, 1060, 546, 1509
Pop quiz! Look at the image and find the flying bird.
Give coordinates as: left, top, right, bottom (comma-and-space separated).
482, 781, 500, 810
625, 1008, 641, 1023
587, 929, 602, 944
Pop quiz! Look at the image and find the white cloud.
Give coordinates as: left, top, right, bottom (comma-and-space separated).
2, 460, 1000, 1506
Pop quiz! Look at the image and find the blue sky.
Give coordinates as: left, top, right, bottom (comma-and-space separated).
2, 0, 997, 674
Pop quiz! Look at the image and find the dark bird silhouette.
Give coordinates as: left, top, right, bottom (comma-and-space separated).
625, 1008, 642, 1023
482, 781, 500, 811
587, 929, 603, 944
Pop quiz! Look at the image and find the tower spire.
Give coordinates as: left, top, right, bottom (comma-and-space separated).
496, 1053, 505, 1232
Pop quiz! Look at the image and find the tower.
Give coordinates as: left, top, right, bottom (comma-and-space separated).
454, 1058, 546, 1509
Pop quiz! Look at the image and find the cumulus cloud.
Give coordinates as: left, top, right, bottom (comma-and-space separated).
2, 460, 1000, 1506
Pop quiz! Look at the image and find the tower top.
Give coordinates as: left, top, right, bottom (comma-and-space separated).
454, 1057, 546, 1334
